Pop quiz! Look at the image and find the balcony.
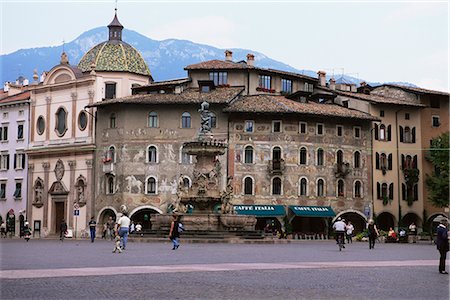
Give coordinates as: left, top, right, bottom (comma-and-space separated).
268, 159, 285, 175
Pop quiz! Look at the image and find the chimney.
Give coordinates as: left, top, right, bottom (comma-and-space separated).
4, 82, 9, 92
329, 78, 336, 90
360, 81, 367, 87
225, 50, 233, 61
246, 53, 255, 66
317, 70, 326, 87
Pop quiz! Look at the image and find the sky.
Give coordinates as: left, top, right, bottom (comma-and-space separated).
0, 0, 448, 91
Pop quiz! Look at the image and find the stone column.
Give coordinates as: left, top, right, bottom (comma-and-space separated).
26, 163, 34, 223
45, 96, 51, 141
71, 92, 77, 137
68, 160, 76, 227
85, 158, 94, 221
42, 162, 50, 230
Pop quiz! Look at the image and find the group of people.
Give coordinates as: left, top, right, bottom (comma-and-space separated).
332, 218, 355, 248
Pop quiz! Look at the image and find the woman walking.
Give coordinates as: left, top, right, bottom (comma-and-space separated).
367, 219, 379, 249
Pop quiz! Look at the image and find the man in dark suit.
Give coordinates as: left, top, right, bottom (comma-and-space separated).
436, 218, 449, 274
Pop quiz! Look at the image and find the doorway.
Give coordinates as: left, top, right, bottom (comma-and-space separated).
55, 202, 65, 233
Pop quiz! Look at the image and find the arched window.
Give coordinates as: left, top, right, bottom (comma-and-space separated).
354, 151, 361, 168
272, 147, 282, 161
110, 113, 116, 128
209, 112, 217, 128
380, 153, 387, 170
272, 177, 282, 195
146, 177, 157, 194
299, 178, 307, 196
317, 179, 325, 197
317, 148, 324, 166
107, 146, 116, 163
183, 177, 191, 188
147, 146, 157, 163
299, 147, 307, 165
244, 146, 254, 164
336, 150, 343, 165
244, 177, 253, 195
181, 112, 191, 128
404, 126, 411, 143
148, 111, 158, 128
354, 181, 362, 198
337, 179, 345, 197
55, 107, 67, 136
107, 176, 115, 194
379, 124, 386, 140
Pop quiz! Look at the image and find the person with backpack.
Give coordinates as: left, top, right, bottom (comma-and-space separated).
169, 214, 182, 250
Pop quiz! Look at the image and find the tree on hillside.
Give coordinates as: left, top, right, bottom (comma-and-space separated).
426, 132, 449, 208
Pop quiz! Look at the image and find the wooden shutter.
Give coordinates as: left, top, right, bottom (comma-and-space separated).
413, 155, 417, 169
377, 182, 381, 199
402, 184, 406, 200
412, 127, 416, 143
387, 125, 391, 141
401, 154, 405, 169
389, 183, 394, 200
399, 126, 404, 142
388, 154, 393, 170
374, 124, 379, 140
22, 154, 26, 169
13, 154, 17, 169
376, 153, 380, 169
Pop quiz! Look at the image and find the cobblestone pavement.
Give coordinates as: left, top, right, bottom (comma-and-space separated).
0, 239, 448, 299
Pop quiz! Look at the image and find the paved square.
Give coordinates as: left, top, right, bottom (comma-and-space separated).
1, 239, 448, 299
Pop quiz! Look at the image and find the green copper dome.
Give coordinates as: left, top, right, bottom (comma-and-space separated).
77, 12, 151, 76
78, 41, 151, 76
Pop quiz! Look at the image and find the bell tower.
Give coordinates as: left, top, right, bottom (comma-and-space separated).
108, 9, 124, 41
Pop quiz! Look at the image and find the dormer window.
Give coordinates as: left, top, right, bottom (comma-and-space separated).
209, 72, 228, 86
198, 80, 215, 93
201, 86, 210, 93
281, 79, 292, 94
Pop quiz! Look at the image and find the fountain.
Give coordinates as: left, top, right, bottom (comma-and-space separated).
151, 101, 256, 233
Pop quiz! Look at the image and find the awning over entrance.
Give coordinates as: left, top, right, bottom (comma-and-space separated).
233, 205, 285, 217
289, 205, 335, 217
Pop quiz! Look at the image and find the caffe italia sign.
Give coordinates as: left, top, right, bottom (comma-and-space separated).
233, 205, 286, 216
289, 205, 336, 217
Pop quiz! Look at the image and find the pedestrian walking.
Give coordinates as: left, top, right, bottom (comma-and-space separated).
346, 221, 354, 244
409, 222, 417, 243
60, 219, 68, 241
116, 212, 130, 250
112, 235, 122, 254
169, 214, 180, 250
436, 219, 449, 274
107, 216, 115, 241
0, 221, 6, 238
88, 217, 96, 243
367, 219, 379, 249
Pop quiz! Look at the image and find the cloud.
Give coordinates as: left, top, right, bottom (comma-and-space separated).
146, 16, 237, 48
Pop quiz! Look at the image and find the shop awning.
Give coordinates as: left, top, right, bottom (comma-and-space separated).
289, 205, 335, 217
233, 205, 286, 217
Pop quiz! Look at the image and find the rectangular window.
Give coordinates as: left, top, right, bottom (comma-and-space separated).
336, 125, 343, 137
209, 72, 228, 86
380, 110, 385, 117
201, 85, 211, 93
299, 122, 307, 134
14, 153, 25, 170
432, 116, 440, 127
281, 79, 292, 94
14, 182, 22, 198
105, 83, 116, 99
17, 124, 24, 140
405, 113, 410, 120
272, 121, 282, 133
316, 123, 324, 135
354, 126, 361, 138
0, 183, 5, 199
304, 82, 313, 92
258, 75, 271, 89
0, 125, 8, 141
0, 154, 9, 170
245, 120, 254, 133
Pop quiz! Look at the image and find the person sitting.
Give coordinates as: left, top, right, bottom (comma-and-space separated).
387, 227, 398, 242
135, 223, 143, 236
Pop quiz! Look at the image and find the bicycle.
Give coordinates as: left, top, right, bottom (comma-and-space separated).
336, 232, 345, 251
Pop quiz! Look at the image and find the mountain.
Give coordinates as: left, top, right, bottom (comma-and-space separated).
0, 27, 416, 88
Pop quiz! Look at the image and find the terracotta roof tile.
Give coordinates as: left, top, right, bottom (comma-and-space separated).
185, 60, 317, 81
381, 84, 449, 97
0, 91, 31, 104
225, 94, 377, 120
87, 87, 245, 108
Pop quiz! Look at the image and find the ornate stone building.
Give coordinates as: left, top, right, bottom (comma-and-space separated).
26, 11, 151, 236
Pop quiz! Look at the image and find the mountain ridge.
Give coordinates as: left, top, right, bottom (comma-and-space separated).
1, 27, 416, 88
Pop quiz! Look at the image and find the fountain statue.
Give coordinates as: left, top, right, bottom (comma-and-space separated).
151, 102, 256, 232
